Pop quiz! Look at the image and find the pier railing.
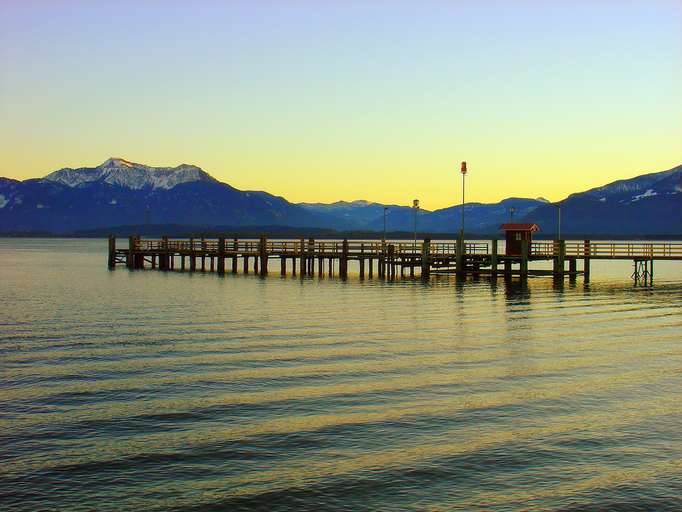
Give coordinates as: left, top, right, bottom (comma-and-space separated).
566, 242, 682, 258
531, 241, 682, 259
136, 239, 493, 257
135, 238, 682, 259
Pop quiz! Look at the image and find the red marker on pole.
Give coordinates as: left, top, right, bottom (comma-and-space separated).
461, 161, 467, 175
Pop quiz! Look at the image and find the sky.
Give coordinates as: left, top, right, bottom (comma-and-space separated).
1, 1, 680, 209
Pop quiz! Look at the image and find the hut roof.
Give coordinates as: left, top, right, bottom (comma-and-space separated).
499, 223, 540, 232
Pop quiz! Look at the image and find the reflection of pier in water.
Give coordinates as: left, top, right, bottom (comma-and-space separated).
108, 236, 682, 285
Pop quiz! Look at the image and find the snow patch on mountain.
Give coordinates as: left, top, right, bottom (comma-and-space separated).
631, 189, 658, 202
44, 158, 216, 190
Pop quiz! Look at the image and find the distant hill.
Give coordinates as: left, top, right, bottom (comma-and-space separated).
299, 197, 547, 233
0, 159, 680, 236
520, 164, 682, 236
0, 158, 346, 233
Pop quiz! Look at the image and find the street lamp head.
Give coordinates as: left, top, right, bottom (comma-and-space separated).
413, 199, 419, 208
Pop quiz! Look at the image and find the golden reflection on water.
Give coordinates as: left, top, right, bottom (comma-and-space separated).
1, 239, 682, 510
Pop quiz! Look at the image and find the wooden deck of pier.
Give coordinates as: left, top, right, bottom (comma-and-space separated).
108, 236, 682, 285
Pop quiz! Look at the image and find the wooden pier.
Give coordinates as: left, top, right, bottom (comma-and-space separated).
108, 236, 682, 285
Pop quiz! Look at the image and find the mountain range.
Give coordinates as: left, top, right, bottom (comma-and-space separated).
0, 158, 680, 236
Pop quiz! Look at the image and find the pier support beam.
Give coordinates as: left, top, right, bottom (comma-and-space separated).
388, 244, 395, 279
521, 240, 529, 279
108, 235, 116, 269
299, 238, 306, 276
190, 238, 196, 272
201, 238, 206, 271
456, 237, 464, 275
491, 239, 498, 277
217, 238, 226, 275
232, 238, 238, 274
127, 236, 135, 269
340, 239, 349, 279
583, 239, 591, 282
308, 239, 315, 276
259, 235, 268, 276
160, 236, 169, 270
421, 238, 431, 280
553, 239, 566, 278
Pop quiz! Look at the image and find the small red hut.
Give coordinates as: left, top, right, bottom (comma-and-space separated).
500, 223, 540, 256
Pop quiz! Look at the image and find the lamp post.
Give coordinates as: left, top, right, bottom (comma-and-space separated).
413, 199, 419, 250
460, 162, 467, 241
383, 206, 388, 241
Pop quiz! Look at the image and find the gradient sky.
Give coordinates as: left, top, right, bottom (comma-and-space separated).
1, 1, 680, 209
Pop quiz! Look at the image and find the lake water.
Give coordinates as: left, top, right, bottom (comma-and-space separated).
2, 238, 682, 511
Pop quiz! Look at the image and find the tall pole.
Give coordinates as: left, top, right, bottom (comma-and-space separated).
460, 162, 467, 241
557, 204, 561, 241
413, 199, 419, 250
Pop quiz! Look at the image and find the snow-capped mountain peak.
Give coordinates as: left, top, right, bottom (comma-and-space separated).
100, 157, 135, 168
44, 158, 216, 190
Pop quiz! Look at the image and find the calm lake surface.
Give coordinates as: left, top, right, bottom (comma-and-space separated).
2, 238, 682, 511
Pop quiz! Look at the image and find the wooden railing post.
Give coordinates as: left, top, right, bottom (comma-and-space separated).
491, 239, 498, 276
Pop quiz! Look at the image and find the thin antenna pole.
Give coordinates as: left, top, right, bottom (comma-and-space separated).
461, 172, 465, 238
